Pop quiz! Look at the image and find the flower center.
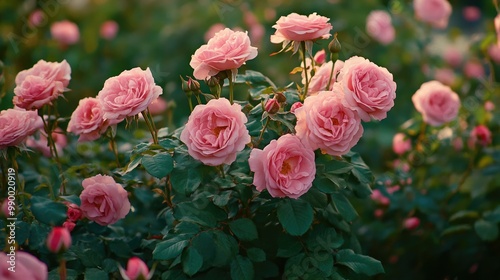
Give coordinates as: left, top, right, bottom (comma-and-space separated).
331, 117, 340, 125
212, 126, 226, 137
281, 159, 292, 175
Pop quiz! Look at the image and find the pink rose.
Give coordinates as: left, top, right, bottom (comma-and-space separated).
338, 56, 397, 121
29, 10, 45, 27
488, 44, 500, 63
413, 0, 452, 29
119, 257, 152, 280
13, 59, 71, 110
484, 101, 495, 112
290, 102, 303, 114
97, 67, 162, 123
50, 20, 80, 45
404, 217, 420, 230
46, 227, 72, 253
392, 133, 411, 155
148, 97, 168, 115
0, 109, 43, 149
249, 134, 315, 199
468, 125, 492, 148
0, 251, 48, 280
464, 60, 485, 79
295, 90, 363, 156
204, 23, 226, 42
67, 97, 110, 142
265, 98, 280, 114
270, 13, 332, 45
26, 128, 67, 157
308, 60, 344, 95
100, 20, 119, 40
434, 68, 456, 86
371, 189, 389, 205
63, 221, 76, 232
442, 47, 462, 67
67, 203, 83, 222
412, 81, 460, 126
190, 28, 258, 80
366, 10, 395, 45
180, 98, 250, 166
462, 6, 481, 22
313, 50, 326, 65
80, 174, 131, 226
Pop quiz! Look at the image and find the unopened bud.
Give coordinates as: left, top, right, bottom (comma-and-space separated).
187, 77, 201, 92
180, 76, 190, 94
47, 227, 72, 253
328, 33, 341, 54
275, 92, 286, 103
206, 76, 219, 88
265, 98, 280, 114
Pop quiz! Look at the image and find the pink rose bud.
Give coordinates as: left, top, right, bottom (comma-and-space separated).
1, 200, 10, 217
392, 133, 411, 155
374, 209, 384, 218
290, 102, 303, 114
274, 92, 286, 103
46, 227, 72, 253
371, 189, 390, 205
100, 20, 119, 40
468, 125, 492, 148
67, 97, 111, 142
462, 6, 481, 22
0, 251, 48, 279
0, 109, 43, 149
119, 257, 152, 280
147, 97, 168, 115
443, 48, 462, 68
67, 204, 83, 222
484, 101, 495, 112
271, 13, 332, 46
434, 68, 456, 86
29, 10, 45, 27
404, 217, 420, 230
464, 60, 485, 79
413, 0, 452, 29
51, 20, 80, 45
412, 81, 460, 126
63, 221, 76, 232
488, 44, 500, 64
313, 50, 326, 65
366, 10, 396, 45
265, 98, 280, 114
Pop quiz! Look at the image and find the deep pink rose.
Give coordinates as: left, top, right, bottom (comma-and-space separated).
0, 109, 43, 149
80, 174, 130, 226
488, 44, 500, 63
414, 0, 452, 29
366, 10, 395, 45
308, 60, 344, 95
180, 98, 250, 166
412, 80, 460, 126
295, 90, 363, 156
119, 257, 152, 280
26, 128, 67, 157
13, 59, 71, 110
97, 67, 162, 123
434, 68, 456, 86
371, 189, 390, 205
67, 203, 83, 222
0, 251, 48, 280
270, 13, 332, 44
46, 227, 72, 253
50, 20, 80, 45
100, 20, 119, 40
404, 217, 420, 230
67, 97, 110, 142
249, 134, 315, 199
338, 56, 397, 121
190, 28, 258, 80
468, 125, 492, 148
392, 133, 411, 155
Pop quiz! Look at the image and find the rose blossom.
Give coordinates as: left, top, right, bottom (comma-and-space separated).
190, 28, 258, 80
484, 101, 495, 112
29, 10, 45, 27
63, 221, 76, 232
488, 44, 500, 64
464, 60, 485, 79
0, 109, 43, 149
50, 20, 80, 45
434, 68, 455, 86
180, 98, 250, 166
314, 50, 326, 65
97, 67, 162, 123
443, 47, 462, 67
26, 128, 67, 157
290, 102, 303, 114
100, 20, 119, 40
80, 174, 131, 226
462, 6, 481, 22
204, 23, 226, 42
468, 125, 492, 148
404, 217, 420, 230
0, 251, 48, 280
270, 13, 332, 53
366, 10, 395, 45
413, 0, 452, 29
392, 133, 411, 155
119, 257, 152, 280
338, 56, 397, 121
13, 59, 71, 110
67, 203, 83, 222
295, 90, 363, 156
371, 189, 390, 205
67, 97, 110, 142
412, 80, 460, 126
308, 60, 344, 95
249, 134, 315, 199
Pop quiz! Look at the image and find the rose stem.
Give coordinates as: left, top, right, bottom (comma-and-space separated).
300, 41, 310, 101
43, 104, 67, 195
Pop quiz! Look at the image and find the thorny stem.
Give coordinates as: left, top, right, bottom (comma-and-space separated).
300, 41, 310, 101
326, 53, 338, 91
141, 110, 158, 144
42, 105, 67, 195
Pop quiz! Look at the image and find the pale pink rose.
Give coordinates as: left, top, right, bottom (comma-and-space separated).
80, 174, 131, 226
50, 20, 80, 45
147, 97, 168, 115
434, 68, 456, 86
290, 102, 303, 114
29, 10, 45, 27
250, 24, 265, 46
13, 59, 71, 110
295, 90, 363, 156
271, 13, 332, 46
412, 81, 460, 126
308, 60, 344, 95
366, 10, 395, 45
204, 23, 226, 42
0, 251, 48, 280
249, 134, 315, 199
97, 67, 163, 123
484, 101, 495, 112
0, 109, 43, 149
464, 60, 485, 79
468, 125, 492, 148
180, 98, 250, 166
26, 128, 67, 157
462, 6, 481, 22
191, 28, 258, 80
404, 217, 420, 230
314, 50, 326, 65
46, 227, 71, 253
338, 56, 397, 121
392, 133, 411, 155
100, 20, 119, 40
443, 48, 462, 67
413, 0, 452, 29
67, 97, 110, 142
119, 257, 152, 280
371, 189, 390, 205
488, 44, 500, 64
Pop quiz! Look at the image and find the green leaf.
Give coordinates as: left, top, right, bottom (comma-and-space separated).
331, 194, 358, 222
441, 224, 472, 237
84, 268, 109, 280
153, 239, 189, 260
474, 219, 499, 241
277, 199, 314, 236
30, 196, 67, 225
306, 225, 344, 251
449, 210, 480, 222
230, 255, 254, 280
229, 218, 258, 241
182, 247, 203, 276
170, 168, 202, 195
174, 201, 226, 227
335, 249, 384, 276
247, 248, 266, 262
142, 153, 174, 178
